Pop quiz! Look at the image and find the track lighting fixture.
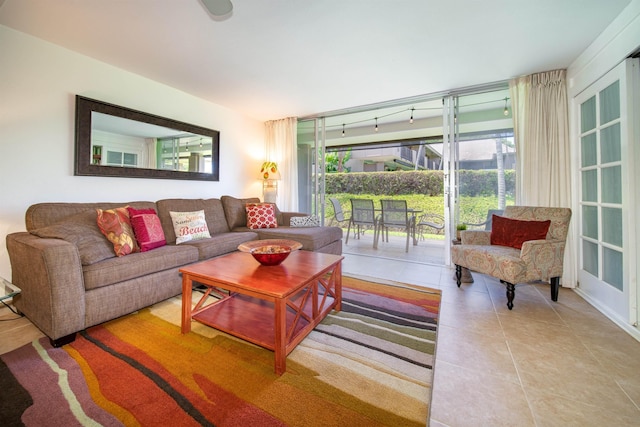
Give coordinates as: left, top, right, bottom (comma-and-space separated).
410, 108, 414, 124
342, 123, 345, 137
503, 97, 509, 116
375, 117, 378, 132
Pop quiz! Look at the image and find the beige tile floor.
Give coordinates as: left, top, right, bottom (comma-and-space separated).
342, 235, 640, 427
2, 234, 640, 426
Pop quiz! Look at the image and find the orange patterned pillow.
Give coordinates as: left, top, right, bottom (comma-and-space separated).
245, 203, 278, 229
96, 207, 139, 256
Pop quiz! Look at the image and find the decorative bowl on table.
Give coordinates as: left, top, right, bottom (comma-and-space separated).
249, 245, 292, 266
238, 239, 302, 253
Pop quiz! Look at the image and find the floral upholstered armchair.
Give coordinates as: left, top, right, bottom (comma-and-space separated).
451, 206, 572, 310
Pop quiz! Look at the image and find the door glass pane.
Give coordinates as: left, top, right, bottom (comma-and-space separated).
581, 170, 597, 202
582, 205, 598, 239
581, 133, 597, 167
581, 96, 596, 133
600, 80, 620, 124
601, 166, 622, 204
583, 240, 599, 276
602, 207, 622, 247
601, 123, 621, 163
603, 247, 623, 290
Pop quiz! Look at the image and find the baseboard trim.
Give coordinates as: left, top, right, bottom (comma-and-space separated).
573, 288, 640, 343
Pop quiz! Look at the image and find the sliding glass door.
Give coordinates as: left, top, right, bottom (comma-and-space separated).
296, 118, 326, 221
297, 85, 514, 266
447, 90, 515, 253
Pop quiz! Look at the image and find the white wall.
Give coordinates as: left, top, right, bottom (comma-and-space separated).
0, 25, 265, 279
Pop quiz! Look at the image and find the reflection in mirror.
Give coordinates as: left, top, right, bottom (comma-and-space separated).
75, 96, 220, 181
91, 113, 214, 173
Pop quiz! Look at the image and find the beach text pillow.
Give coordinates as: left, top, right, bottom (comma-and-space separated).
169, 210, 211, 244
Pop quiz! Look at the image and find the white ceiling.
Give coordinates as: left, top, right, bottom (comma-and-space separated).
0, 0, 631, 121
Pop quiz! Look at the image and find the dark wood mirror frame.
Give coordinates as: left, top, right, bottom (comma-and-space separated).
74, 95, 220, 181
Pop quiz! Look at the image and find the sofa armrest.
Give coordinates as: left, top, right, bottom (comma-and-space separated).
6, 232, 86, 340
460, 230, 491, 245
279, 211, 309, 226
520, 239, 567, 278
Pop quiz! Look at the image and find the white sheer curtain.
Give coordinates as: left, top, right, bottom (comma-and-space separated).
510, 69, 575, 287
264, 117, 298, 211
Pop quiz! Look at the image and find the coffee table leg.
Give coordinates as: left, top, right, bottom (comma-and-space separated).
181, 274, 193, 334
274, 298, 286, 375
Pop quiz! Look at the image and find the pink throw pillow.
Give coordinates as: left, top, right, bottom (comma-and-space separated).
127, 207, 166, 252
490, 215, 551, 250
245, 203, 278, 229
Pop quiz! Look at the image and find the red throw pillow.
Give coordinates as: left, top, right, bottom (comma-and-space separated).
96, 207, 139, 256
128, 207, 166, 252
245, 203, 278, 229
490, 215, 551, 249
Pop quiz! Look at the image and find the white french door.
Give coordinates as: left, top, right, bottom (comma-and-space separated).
575, 58, 639, 329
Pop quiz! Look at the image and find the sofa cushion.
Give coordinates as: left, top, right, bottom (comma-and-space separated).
96, 207, 140, 256
245, 203, 278, 229
490, 215, 551, 250
29, 210, 116, 265
129, 209, 166, 252
182, 232, 258, 260
169, 210, 211, 244
82, 245, 199, 291
25, 201, 157, 231
252, 226, 343, 252
156, 198, 229, 244
221, 195, 262, 229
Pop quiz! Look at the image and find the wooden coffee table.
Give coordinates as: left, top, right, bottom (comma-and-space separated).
180, 250, 343, 375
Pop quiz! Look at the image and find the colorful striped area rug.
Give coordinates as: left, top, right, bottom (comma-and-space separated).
0, 276, 440, 427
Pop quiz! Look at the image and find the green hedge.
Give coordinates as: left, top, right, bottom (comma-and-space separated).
325, 170, 514, 197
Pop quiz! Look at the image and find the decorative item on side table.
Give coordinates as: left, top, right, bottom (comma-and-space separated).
260, 161, 281, 204
1, 276, 22, 315
455, 223, 467, 240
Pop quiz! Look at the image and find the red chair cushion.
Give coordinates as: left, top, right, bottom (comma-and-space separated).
490, 215, 551, 249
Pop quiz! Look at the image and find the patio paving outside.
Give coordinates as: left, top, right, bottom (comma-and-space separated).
340, 227, 446, 265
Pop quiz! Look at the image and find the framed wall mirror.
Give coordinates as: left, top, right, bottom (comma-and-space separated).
75, 95, 220, 181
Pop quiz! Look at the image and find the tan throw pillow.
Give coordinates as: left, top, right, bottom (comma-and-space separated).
169, 210, 211, 244
96, 207, 139, 256
245, 203, 278, 229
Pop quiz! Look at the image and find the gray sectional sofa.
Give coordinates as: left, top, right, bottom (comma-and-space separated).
5, 196, 342, 346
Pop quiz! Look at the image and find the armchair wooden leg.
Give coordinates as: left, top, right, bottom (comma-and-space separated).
455, 265, 462, 287
550, 277, 560, 302
506, 282, 515, 310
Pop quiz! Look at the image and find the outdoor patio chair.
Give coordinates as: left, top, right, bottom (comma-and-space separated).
346, 199, 379, 247
416, 213, 445, 239
465, 209, 504, 230
451, 206, 572, 310
377, 199, 417, 252
328, 198, 351, 229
